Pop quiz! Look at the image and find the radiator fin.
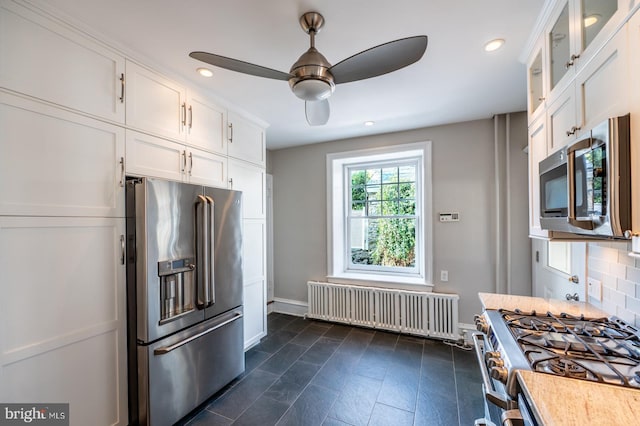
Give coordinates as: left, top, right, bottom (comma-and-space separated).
307, 281, 459, 340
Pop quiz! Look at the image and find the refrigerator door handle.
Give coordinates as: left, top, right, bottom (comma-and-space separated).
205, 195, 215, 306
196, 195, 210, 308
153, 311, 243, 355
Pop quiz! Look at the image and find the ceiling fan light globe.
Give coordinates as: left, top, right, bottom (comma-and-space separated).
291, 78, 334, 101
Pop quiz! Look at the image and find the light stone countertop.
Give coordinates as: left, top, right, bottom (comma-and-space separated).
516, 370, 640, 426
478, 292, 608, 318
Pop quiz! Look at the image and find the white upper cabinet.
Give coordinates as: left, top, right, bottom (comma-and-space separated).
546, 0, 624, 102
527, 32, 547, 124
0, 0, 125, 123
125, 130, 227, 188
125, 60, 228, 155
227, 111, 266, 167
0, 92, 125, 217
575, 27, 628, 131
546, 82, 578, 153
528, 114, 549, 239
186, 92, 228, 155
125, 60, 187, 141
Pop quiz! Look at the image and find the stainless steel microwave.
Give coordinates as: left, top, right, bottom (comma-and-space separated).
539, 114, 631, 238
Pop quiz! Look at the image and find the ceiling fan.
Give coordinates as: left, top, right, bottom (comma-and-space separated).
189, 12, 428, 126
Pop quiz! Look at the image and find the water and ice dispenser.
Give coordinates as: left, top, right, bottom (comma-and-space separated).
158, 257, 195, 323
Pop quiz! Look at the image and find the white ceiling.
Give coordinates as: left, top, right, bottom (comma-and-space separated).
38, 0, 546, 150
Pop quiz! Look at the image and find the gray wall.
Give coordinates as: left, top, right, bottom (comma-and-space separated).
268, 113, 530, 324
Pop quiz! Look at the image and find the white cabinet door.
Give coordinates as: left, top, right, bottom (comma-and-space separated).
528, 115, 549, 239
125, 130, 185, 182
241, 219, 266, 349
187, 147, 228, 188
0, 0, 125, 123
546, 82, 578, 153
243, 219, 266, 285
228, 159, 265, 219
0, 93, 125, 217
244, 278, 266, 349
0, 216, 128, 425
125, 60, 186, 141
186, 92, 227, 155
576, 28, 628, 132
227, 111, 266, 166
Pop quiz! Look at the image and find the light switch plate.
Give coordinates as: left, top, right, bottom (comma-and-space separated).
588, 278, 602, 302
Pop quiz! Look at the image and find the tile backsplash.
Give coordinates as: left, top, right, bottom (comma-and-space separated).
587, 241, 640, 326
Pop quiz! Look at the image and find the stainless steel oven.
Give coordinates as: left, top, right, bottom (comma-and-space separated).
472, 311, 532, 426
473, 308, 640, 426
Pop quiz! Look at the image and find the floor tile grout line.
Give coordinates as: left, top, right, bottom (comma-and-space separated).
451, 347, 464, 426
271, 323, 356, 426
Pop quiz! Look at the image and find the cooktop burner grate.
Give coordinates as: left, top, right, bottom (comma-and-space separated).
499, 309, 640, 388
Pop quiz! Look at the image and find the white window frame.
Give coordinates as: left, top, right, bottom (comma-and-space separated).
327, 142, 433, 287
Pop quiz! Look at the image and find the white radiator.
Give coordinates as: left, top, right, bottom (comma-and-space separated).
307, 281, 459, 340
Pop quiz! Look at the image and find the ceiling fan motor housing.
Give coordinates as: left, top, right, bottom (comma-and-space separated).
289, 47, 335, 101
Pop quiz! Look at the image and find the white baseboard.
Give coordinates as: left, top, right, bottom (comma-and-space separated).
243, 331, 266, 351
271, 297, 308, 317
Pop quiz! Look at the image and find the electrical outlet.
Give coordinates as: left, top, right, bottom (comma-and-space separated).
588, 278, 602, 302
441, 270, 449, 282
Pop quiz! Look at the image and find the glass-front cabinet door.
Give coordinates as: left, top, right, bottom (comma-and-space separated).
549, 3, 571, 91
547, 0, 620, 95
529, 51, 544, 113
580, 0, 618, 51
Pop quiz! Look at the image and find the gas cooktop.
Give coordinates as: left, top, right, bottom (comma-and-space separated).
501, 309, 640, 388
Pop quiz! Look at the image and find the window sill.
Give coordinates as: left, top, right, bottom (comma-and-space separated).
326, 273, 434, 292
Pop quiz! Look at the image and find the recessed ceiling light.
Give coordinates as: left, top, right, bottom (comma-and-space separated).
484, 38, 505, 52
197, 67, 213, 77
364, 121, 375, 126
584, 14, 600, 28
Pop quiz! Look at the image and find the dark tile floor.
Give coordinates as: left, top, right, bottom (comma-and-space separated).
178, 313, 484, 426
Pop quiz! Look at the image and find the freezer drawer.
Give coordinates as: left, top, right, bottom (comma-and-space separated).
136, 309, 244, 426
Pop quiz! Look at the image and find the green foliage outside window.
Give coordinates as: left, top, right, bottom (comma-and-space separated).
350, 166, 416, 268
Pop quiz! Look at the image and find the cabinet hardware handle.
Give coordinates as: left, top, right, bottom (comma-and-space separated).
565, 53, 580, 69
181, 150, 186, 172
120, 234, 125, 265
538, 97, 545, 101
119, 157, 125, 187
228, 177, 233, 188
228, 123, 233, 143
565, 125, 581, 137
188, 105, 193, 129
188, 152, 193, 175
181, 103, 187, 127
119, 73, 125, 103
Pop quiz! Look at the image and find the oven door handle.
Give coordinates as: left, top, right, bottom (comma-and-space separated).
472, 332, 510, 410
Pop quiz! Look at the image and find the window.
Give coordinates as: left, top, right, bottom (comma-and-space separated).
547, 241, 571, 274
327, 142, 432, 286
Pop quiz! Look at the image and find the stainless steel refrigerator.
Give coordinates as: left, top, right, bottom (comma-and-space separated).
125, 177, 244, 426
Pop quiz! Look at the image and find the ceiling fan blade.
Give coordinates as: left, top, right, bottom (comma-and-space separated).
305, 99, 330, 126
189, 51, 291, 81
329, 36, 428, 84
